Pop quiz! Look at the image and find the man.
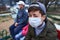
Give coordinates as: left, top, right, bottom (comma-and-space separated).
9, 1, 28, 40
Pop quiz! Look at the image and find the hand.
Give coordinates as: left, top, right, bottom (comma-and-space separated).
15, 23, 18, 27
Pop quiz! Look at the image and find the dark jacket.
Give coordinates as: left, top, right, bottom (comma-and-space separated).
14, 9, 28, 34
15, 9, 28, 25
25, 20, 58, 40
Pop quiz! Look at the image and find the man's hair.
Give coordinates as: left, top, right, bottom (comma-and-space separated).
28, 6, 45, 16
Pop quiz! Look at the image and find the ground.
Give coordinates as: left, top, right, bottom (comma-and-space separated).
0, 16, 14, 33
0, 19, 13, 32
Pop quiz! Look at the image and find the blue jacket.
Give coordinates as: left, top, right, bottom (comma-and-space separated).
15, 9, 28, 24
14, 9, 28, 34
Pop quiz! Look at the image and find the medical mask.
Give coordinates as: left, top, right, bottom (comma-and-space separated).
29, 17, 42, 28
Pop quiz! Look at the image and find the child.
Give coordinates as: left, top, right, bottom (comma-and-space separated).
25, 2, 57, 40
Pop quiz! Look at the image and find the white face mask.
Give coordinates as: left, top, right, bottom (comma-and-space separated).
29, 17, 42, 28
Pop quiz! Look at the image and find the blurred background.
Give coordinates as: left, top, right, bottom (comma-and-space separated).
0, 0, 60, 40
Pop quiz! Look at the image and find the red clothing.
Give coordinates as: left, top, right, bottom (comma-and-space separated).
57, 30, 60, 40
22, 24, 29, 36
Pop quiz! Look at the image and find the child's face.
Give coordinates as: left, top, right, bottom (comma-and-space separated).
29, 11, 45, 22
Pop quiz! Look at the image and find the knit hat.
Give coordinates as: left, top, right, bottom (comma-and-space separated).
17, 1, 25, 6
29, 2, 46, 14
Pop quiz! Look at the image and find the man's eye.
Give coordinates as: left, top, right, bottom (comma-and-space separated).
33, 14, 38, 17
34, 15, 38, 17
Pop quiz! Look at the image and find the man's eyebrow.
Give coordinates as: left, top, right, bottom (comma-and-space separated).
33, 13, 35, 15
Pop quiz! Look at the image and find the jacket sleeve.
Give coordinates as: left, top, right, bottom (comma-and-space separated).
18, 11, 28, 25
15, 10, 28, 24
46, 23, 58, 40
15, 12, 23, 23
22, 24, 29, 36
24, 26, 31, 40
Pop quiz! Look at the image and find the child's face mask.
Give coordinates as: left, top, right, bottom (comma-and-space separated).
28, 11, 45, 28
29, 17, 42, 28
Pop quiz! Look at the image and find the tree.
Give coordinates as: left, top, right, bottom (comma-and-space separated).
39, 0, 56, 11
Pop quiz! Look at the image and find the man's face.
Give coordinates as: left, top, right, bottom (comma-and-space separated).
29, 11, 46, 22
19, 4, 24, 9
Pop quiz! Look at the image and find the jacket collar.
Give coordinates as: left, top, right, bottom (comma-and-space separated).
29, 20, 52, 37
